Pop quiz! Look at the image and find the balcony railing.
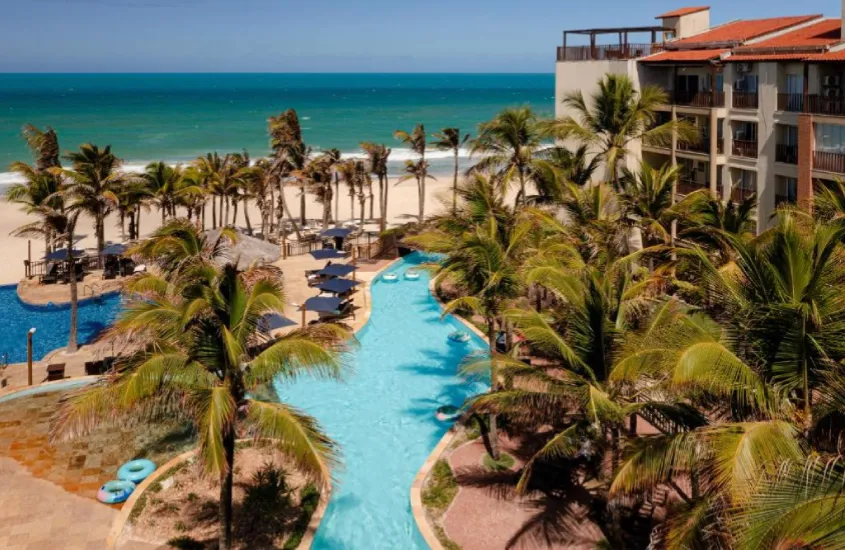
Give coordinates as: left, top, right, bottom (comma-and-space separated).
673, 90, 726, 108
732, 139, 758, 159
808, 95, 845, 117
677, 179, 708, 195
814, 150, 845, 174
775, 194, 796, 206
677, 134, 708, 154
775, 144, 798, 164
733, 92, 759, 110
731, 187, 756, 203
557, 43, 663, 61
777, 93, 804, 112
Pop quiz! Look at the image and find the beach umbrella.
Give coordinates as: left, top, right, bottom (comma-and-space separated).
309, 248, 348, 260
303, 296, 342, 312
100, 243, 127, 256
43, 248, 84, 261
261, 313, 297, 331
318, 264, 357, 278
320, 227, 354, 239
317, 278, 360, 295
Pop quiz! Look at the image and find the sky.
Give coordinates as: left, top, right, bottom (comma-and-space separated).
0, 0, 841, 73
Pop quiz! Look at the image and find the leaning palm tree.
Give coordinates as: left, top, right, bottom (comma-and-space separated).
432, 128, 471, 213
52, 258, 350, 550
12, 205, 82, 352
61, 143, 124, 259
470, 107, 546, 206
394, 124, 428, 222
544, 74, 697, 183
361, 142, 391, 231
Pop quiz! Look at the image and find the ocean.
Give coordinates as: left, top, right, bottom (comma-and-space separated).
0, 73, 554, 184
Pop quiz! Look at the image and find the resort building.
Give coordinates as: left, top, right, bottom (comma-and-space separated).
556, 4, 845, 230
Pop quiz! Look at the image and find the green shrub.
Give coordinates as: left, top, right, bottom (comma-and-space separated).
422, 460, 458, 511
282, 483, 321, 550
174, 521, 189, 532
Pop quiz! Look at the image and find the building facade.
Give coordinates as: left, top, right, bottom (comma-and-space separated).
555, 4, 845, 230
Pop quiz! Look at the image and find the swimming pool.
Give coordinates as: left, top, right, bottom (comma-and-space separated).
275, 252, 487, 549
0, 286, 122, 363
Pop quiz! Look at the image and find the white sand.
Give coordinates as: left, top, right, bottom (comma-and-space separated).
0, 175, 461, 284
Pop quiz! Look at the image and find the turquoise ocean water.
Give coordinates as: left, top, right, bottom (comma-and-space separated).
0, 73, 554, 183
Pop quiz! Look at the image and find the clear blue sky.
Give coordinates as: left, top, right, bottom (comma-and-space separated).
1, 0, 841, 73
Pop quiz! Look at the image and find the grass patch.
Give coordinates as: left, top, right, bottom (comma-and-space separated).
482, 452, 515, 471
434, 524, 462, 550
282, 483, 321, 550
422, 460, 458, 511
126, 459, 189, 524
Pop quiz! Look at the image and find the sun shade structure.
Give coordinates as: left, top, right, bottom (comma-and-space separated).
320, 227, 354, 239
302, 296, 343, 313
99, 243, 128, 256
318, 264, 358, 277
261, 313, 297, 330
317, 278, 361, 294
44, 249, 84, 261
309, 248, 348, 260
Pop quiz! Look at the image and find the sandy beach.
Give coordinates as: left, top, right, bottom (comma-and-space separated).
0, 175, 459, 285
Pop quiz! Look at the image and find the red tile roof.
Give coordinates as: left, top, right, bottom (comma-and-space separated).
670, 15, 822, 46
734, 18, 841, 51
806, 50, 845, 61
727, 53, 817, 61
657, 6, 710, 19
642, 48, 729, 62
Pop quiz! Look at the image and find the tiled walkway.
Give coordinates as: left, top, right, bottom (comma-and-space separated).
0, 390, 194, 548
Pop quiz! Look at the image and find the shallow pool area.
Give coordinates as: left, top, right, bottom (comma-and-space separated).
0, 286, 122, 363
275, 252, 487, 549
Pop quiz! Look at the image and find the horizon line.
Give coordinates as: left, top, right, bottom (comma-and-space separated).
0, 71, 554, 76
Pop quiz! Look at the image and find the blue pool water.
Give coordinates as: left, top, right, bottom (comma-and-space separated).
275, 252, 487, 549
0, 286, 122, 363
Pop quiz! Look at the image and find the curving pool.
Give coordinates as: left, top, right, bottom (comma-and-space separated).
0, 285, 122, 363
275, 252, 487, 549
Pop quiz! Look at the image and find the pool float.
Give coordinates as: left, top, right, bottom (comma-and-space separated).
97, 480, 136, 504
436, 405, 461, 422
117, 459, 157, 483
382, 273, 399, 283
404, 270, 421, 281
448, 331, 471, 344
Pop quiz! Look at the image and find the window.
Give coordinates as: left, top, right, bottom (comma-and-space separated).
815, 124, 845, 153
782, 125, 798, 146
786, 74, 803, 95
734, 121, 758, 141
706, 73, 724, 92
735, 74, 758, 93
776, 176, 798, 203
737, 170, 756, 191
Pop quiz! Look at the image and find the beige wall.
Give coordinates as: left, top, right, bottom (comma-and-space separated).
661, 10, 710, 40
555, 60, 641, 179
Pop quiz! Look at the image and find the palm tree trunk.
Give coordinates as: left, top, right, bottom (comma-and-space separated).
218, 426, 236, 550
202, 203, 206, 230
299, 185, 306, 226
136, 210, 141, 239
368, 189, 374, 221
350, 193, 355, 222
334, 174, 340, 223
243, 201, 252, 235
517, 167, 526, 207
281, 191, 302, 241
486, 317, 500, 460
224, 197, 230, 227
119, 211, 126, 240
452, 149, 459, 214
96, 215, 105, 268
212, 198, 217, 229
359, 197, 365, 227
128, 211, 136, 241
232, 199, 239, 228
382, 170, 390, 227
268, 183, 275, 234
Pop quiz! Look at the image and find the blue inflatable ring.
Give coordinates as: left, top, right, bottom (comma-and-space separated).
448, 331, 471, 344
382, 273, 398, 282
117, 459, 157, 483
97, 480, 136, 504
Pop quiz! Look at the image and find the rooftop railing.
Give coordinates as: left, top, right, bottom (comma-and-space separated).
557, 43, 663, 61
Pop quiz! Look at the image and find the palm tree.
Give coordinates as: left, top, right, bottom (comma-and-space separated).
397, 160, 436, 223
115, 177, 152, 241
143, 161, 183, 223
432, 128, 470, 213
394, 124, 428, 222
540, 144, 600, 186
671, 188, 757, 261
408, 174, 525, 459
361, 142, 391, 231
353, 160, 370, 227
52, 249, 349, 550
12, 205, 82, 352
268, 110, 307, 239
544, 74, 698, 184
469, 107, 546, 206
617, 161, 682, 251
61, 144, 124, 260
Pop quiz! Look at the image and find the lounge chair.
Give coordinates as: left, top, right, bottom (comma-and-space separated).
46, 363, 65, 381
40, 262, 59, 285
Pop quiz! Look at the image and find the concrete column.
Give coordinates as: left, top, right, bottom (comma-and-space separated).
709, 109, 719, 198
797, 113, 814, 211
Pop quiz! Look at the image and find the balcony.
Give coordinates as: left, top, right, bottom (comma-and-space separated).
814, 150, 845, 174
733, 92, 759, 110
557, 43, 662, 61
775, 194, 796, 206
775, 144, 798, 164
807, 95, 845, 117
731, 187, 756, 203
677, 179, 708, 195
732, 140, 758, 159
777, 93, 804, 113
673, 90, 726, 108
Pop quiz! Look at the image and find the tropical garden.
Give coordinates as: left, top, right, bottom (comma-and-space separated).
5, 72, 845, 548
